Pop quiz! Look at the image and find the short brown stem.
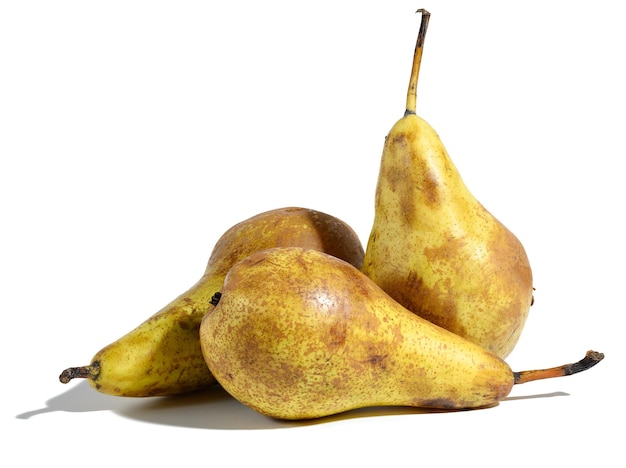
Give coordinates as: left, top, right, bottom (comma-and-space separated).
59, 362, 101, 384
210, 292, 222, 306
513, 350, 604, 385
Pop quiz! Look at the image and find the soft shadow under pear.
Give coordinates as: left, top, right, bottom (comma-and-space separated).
16, 381, 570, 430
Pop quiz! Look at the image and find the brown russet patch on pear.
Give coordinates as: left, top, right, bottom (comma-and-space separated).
304, 209, 365, 270
413, 398, 459, 410
365, 351, 389, 370
327, 320, 348, 348
489, 221, 533, 285
421, 167, 441, 205
381, 129, 443, 228
381, 133, 408, 194
422, 236, 470, 276
207, 207, 364, 278
397, 127, 444, 206
386, 269, 464, 338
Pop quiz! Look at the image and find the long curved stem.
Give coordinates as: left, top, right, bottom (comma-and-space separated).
405, 9, 431, 116
513, 350, 604, 385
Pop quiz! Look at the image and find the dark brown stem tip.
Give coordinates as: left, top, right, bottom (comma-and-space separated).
415, 9, 431, 48
569, 350, 604, 375
210, 292, 222, 306
59, 367, 88, 383
59, 362, 100, 384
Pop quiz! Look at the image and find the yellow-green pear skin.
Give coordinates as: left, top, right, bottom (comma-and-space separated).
60, 207, 364, 397
362, 115, 533, 358
200, 247, 515, 420
362, 11, 533, 359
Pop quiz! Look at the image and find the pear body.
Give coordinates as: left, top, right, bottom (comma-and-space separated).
201, 247, 514, 420
73, 207, 365, 397
362, 114, 533, 358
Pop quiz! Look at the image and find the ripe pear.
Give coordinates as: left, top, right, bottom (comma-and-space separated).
59, 207, 364, 397
200, 247, 602, 420
362, 10, 533, 358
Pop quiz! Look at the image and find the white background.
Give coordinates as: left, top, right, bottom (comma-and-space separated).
2, 1, 623, 466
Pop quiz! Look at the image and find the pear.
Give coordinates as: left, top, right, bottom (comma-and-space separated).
200, 246, 602, 420
362, 10, 533, 358
59, 207, 364, 397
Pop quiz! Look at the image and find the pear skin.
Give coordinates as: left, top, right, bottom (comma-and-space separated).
201, 247, 601, 420
201, 247, 514, 420
60, 207, 364, 397
362, 10, 533, 358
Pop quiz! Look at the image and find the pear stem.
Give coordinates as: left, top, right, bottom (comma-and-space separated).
210, 292, 222, 306
513, 350, 604, 385
59, 362, 101, 384
405, 8, 431, 116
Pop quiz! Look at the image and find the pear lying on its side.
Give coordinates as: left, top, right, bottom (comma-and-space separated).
362, 10, 533, 358
201, 247, 602, 420
60, 207, 364, 397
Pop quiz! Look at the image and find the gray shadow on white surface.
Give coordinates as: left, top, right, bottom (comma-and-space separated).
504, 391, 569, 401
14, 381, 439, 429
15, 381, 569, 430
16, 381, 293, 430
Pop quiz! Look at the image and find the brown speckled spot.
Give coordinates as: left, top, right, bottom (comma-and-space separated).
367, 354, 388, 368
416, 398, 459, 409
328, 321, 347, 348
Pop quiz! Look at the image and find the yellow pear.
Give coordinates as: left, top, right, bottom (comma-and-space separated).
362, 10, 533, 358
59, 207, 364, 397
200, 246, 601, 420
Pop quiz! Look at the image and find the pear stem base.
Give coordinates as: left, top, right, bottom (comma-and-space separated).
513, 350, 604, 385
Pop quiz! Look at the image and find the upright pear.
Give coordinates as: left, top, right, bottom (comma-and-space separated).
60, 207, 364, 397
201, 247, 601, 420
362, 10, 533, 358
